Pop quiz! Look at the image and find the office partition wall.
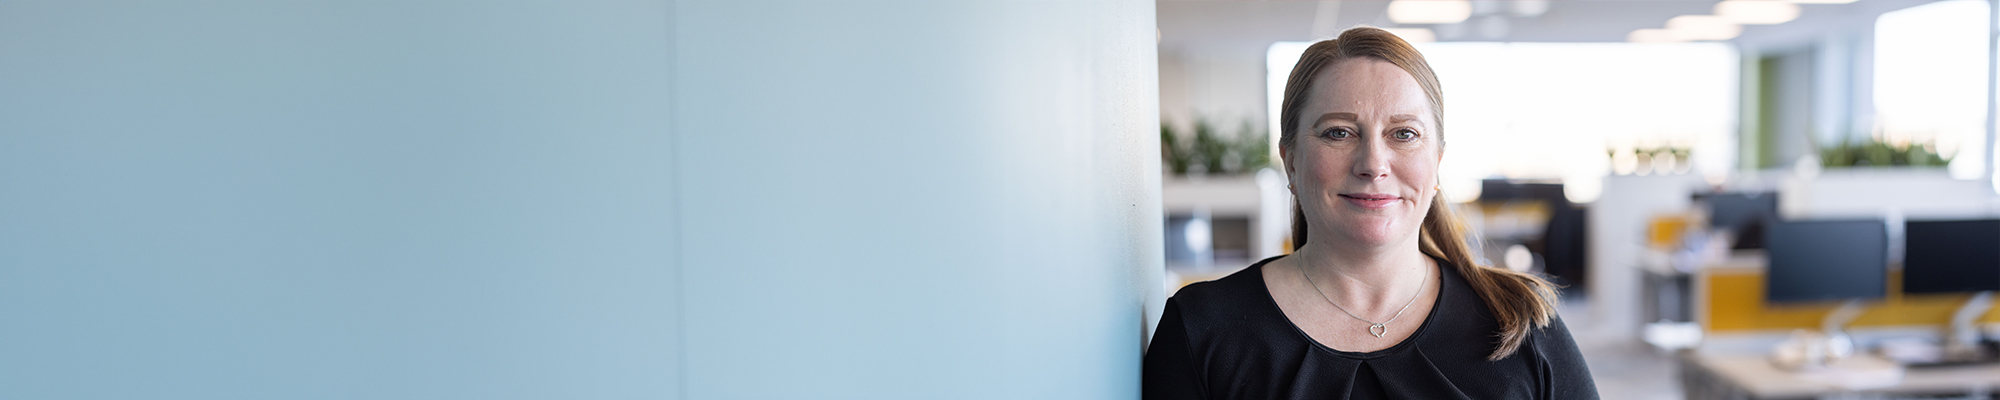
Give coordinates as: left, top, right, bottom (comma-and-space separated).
675, 1, 1161, 399
0, 1, 1161, 399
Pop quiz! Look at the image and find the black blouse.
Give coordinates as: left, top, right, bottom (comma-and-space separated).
1144, 256, 1600, 399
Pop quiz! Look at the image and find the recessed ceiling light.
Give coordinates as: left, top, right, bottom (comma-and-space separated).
1629, 29, 1686, 43
1787, 0, 1859, 4
1716, 0, 1801, 24
1387, 0, 1473, 24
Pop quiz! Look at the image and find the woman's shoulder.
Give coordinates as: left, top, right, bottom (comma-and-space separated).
1427, 256, 1498, 321
1166, 256, 1284, 323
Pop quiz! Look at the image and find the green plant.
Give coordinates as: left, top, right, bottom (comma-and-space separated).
1161, 117, 1271, 176
1191, 120, 1227, 174
1234, 120, 1271, 172
1162, 123, 1192, 174
1818, 138, 1950, 168
1603, 144, 1693, 175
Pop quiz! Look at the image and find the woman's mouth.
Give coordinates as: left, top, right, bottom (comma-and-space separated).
1339, 193, 1401, 209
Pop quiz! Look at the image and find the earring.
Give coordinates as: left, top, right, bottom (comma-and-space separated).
1434, 184, 1442, 191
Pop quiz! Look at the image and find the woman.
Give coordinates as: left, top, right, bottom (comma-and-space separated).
1143, 27, 1598, 399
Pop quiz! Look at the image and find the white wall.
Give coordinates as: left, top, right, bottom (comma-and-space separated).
1781, 170, 2000, 220
1586, 174, 1704, 339
1155, 1, 1320, 133
1159, 45, 1269, 131
0, 1, 1161, 399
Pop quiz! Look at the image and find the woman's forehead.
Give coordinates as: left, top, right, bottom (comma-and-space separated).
1303, 58, 1431, 121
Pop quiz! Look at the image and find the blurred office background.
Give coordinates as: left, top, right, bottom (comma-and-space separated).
3, 0, 1998, 399
1160, 1, 2000, 399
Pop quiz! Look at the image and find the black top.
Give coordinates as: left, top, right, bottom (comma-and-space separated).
1144, 256, 1599, 399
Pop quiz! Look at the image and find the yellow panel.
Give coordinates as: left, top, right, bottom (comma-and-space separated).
1702, 270, 2000, 332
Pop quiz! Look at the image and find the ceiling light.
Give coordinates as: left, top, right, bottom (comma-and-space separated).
1715, 0, 1801, 24
1628, 29, 1686, 43
1381, 28, 1438, 43
1666, 15, 1743, 41
1388, 0, 1473, 24
1786, 0, 1858, 4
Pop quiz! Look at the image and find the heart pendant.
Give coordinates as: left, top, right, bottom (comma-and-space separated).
1369, 323, 1387, 338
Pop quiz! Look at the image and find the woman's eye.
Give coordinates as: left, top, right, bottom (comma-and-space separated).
1392, 129, 1417, 141
1322, 128, 1353, 139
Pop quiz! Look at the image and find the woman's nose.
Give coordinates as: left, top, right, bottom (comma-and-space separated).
1351, 139, 1391, 180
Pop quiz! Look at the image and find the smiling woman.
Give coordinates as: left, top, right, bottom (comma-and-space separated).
1144, 27, 1600, 400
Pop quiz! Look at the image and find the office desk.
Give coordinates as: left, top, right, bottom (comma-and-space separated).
1680, 351, 2000, 399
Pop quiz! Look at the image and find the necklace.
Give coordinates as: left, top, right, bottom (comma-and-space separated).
1296, 252, 1428, 338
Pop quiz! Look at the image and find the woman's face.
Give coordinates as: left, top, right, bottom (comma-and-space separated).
1284, 58, 1442, 249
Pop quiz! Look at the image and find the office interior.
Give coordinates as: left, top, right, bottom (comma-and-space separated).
1, 0, 1997, 399
1160, 1, 2000, 399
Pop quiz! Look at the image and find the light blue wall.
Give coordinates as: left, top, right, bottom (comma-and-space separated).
1, 1, 1159, 399
0, 2, 678, 398
675, 1, 1159, 398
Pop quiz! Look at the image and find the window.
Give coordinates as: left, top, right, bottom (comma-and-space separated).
1874, 0, 1991, 180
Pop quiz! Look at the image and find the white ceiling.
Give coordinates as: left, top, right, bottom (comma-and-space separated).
1158, 0, 1949, 52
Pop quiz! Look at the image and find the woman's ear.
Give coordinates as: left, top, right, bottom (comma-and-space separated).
1433, 142, 1445, 171
1279, 145, 1293, 177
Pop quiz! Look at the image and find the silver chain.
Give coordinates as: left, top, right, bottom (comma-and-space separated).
1296, 251, 1428, 338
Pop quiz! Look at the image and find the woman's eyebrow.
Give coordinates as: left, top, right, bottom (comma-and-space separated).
1312, 113, 1424, 126
1313, 112, 1360, 127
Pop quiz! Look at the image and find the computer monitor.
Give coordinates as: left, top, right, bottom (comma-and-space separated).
1479, 179, 1566, 203
1704, 192, 1777, 249
1903, 219, 2000, 294
1765, 219, 1888, 304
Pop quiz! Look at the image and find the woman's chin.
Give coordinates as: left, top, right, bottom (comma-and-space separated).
1322, 219, 1414, 247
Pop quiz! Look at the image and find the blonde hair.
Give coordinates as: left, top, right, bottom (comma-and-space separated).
1279, 27, 1559, 361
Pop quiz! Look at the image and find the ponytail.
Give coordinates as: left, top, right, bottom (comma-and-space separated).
1414, 194, 1559, 361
